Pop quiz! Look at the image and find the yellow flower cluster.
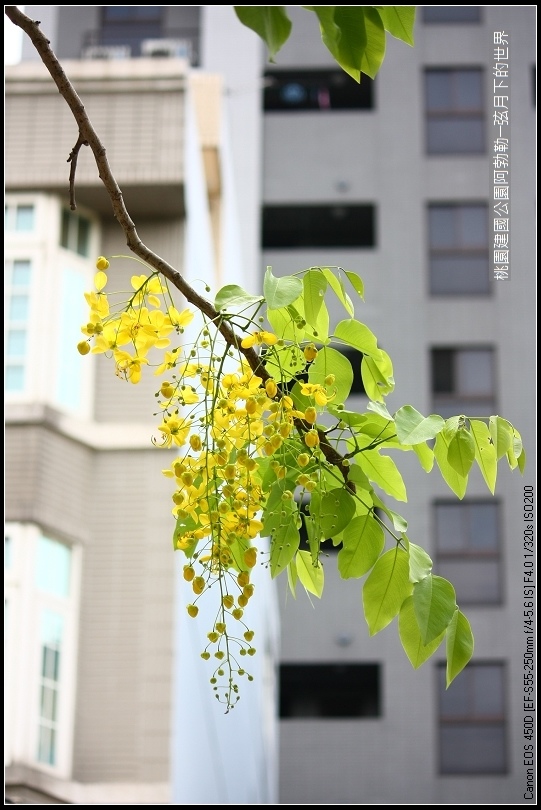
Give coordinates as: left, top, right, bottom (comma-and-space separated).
79, 262, 194, 384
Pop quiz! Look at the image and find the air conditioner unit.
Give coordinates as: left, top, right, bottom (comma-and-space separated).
141, 38, 192, 59
83, 45, 132, 60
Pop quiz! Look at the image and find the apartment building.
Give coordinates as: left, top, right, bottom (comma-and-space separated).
5, 18, 277, 804
6, 5, 536, 805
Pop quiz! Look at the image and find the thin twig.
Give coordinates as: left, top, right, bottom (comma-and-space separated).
67, 134, 89, 210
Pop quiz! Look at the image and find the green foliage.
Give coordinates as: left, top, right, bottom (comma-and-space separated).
234, 5, 416, 80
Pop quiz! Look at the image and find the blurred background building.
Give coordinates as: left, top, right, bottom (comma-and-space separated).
5, 5, 536, 805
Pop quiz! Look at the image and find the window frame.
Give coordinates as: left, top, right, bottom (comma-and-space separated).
433, 499, 503, 605
436, 661, 508, 774
4, 523, 81, 778
427, 202, 491, 295
425, 67, 486, 155
431, 346, 497, 418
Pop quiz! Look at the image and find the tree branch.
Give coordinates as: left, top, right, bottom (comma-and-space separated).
5, 6, 352, 488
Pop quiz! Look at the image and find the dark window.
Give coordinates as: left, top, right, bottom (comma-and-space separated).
340, 347, 366, 395
428, 203, 489, 294
262, 205, 375, 249
434, 501, 502, 604
425, 68, 485, 154
264, 69, 374, 111
437, 662, 507, 774
100, 6, 163, 55
431, 347, 495, 418
423, 7, 481, 23
280, 663, 381, 718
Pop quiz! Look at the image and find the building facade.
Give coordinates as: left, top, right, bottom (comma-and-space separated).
5, 24, 278, 805
6, 5, 536, 805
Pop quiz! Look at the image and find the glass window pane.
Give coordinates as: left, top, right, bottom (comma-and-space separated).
7, 329, 27, 357
430, 256, 489, 294
459, 205, 488, 248
9, 294, 29, 320
455, 70, 483, 109
435, 503, 465, 551
426, 72, 452, 110
36, 537, 71, 598
37, 725, 55, 765
77, 217, 90, 257
473, 665, 504, 715
439, 666, 471, 717
429, 206, 455, 248
12, 260, 32, 286
15, 204, 35, 231
457, 350, 493, 395
427, 118, 485, 154
423, 7, 481, 23
440, 724, 506, 773
470, 503, 498, 550
5, 365, 25, 391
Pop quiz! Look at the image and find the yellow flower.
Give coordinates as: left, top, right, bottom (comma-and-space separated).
300, 383, 334, 407
154, 348, 182, 376
157, 415, 192, 448
241, 331, 278, 349
113, 349, 149, 384
94, 270, 108, 290
96, 256, 110, 271
168, 305, 195, 331
303, 343, 318, 362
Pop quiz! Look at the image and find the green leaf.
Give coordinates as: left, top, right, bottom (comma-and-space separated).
309, 347, 353, 405
445, 609, 474, 687
320, 267, 354, 315
447, 428, 475, 477
286, 559, 298, 598
263, 343, 307, 382
372, 494, 408, 532
372, 6, 416, 46
234, 6, 292, 62
319, 488, 357, 538
363, 547, 412, 635
361, 352, 395, 402
413, 574, 457, 645
408, 542, 433, 583
412, 441, 434, 473
303, 269, 327, 328
264, 266, 303, 309
394, 405, 445, 445
469, 419, 497, 494
356, 448, 407, 502
304, 6, 385, 82
517, 447, 527, 473
399, 596, 445, 669
214, 284, 263, 311
344, 269, 365, 301
270, 520, 300, 578
367, 400, 393, 420
296, 550, 324, 597
434, 432, 468, 499
489, 415, 514, 460
346, 462, 373, 492
334, 318, 380, 355
338, 514, 384, 578
267, 304, 306, 343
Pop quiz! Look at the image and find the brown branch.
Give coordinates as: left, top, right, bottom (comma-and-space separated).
5, 6, 352, 490
67, 134, 89, 210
